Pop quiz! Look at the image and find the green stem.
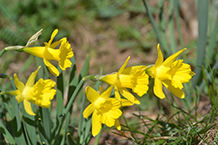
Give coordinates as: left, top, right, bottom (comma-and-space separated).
64, 79, 85, 114
83, 74, 99, 82
0, 48, 6, 57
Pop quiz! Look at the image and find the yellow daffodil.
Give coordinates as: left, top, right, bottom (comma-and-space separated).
10, 66, 56, 116
23, 29, 74, 76
148, 44, 195, 99
83, 86, 133, 136
99, 56, 149, 104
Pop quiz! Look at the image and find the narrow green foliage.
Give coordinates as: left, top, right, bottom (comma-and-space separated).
168, 0, 177, 53
0, 120, 16, 144
143, 0, 168, 55
192, 0, 209, 87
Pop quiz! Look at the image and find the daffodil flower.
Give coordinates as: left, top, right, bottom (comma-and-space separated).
23, 29, 74, 76
83, 86, 133, 136
10, 66, 56, 116
148, 44, 195, 99
99, 56, 149, 104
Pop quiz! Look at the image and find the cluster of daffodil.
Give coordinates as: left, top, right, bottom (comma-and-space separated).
2, 29, 74, 115
83, 44, 195, 136
1, 29, 194, 137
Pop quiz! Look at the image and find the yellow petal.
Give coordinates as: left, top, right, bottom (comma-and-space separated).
83, 104, 94, 118
48, 29, 58, 46
155, 44, 164, 67
98, 86, 104, 94
43, 59, 60, 76
115, 119, 121, 130
92, 111, 102, 137
162, 48, 186, 67
100, 85, 113, 99
154, 78, 165, 99
120, 99, 133, 106
26, 66, 41, 87
23, 100, 36, 116
85, 86, 100, 103
50, 41, 61, 49
15, 93, 24, 103
118, 56, 130, 74
119, 88, 140, 104
14, 74, 25, 91
122, 65, 147, 75
114, 87, 121, 100
162, 80, 185, 98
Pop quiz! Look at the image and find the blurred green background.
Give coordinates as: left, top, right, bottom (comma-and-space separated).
0, 0, 199, 76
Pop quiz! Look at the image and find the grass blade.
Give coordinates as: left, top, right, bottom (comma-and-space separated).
143, 0, 169, 55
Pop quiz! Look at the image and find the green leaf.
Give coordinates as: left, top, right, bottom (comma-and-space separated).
22, 105, 37, 145
66, 133, 76, 145
192, 0, 209, 87
11, 97, 27, 145
40, 108, 52, 144
0, 120, 16, 144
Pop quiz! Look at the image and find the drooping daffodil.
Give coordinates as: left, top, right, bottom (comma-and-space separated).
99, 56, 149, 104
83, 85, 133, 136
10, 66, 56, 116
148, 44, 195, 99
23, 29, 74, 76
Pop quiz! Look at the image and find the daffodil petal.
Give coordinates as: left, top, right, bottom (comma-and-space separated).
50, 40, 61, 49
114, 87, 121, 100
119, 88, 140, 104
43, 59, 60, 76
154, 78, 165, 99
115, 119, 121, 130
15, 93, 24, 103
101, 85, 113, 99
120, 99, 133, 106
85, 86, 100, 102
118, 56, 130, 74
83, 104, 94, 118
98, 86, 104, 94
162, 80, 185, 98
122, 65, 147, 75
155, 44, 164, 67
163, 48, 186, 67
14, 74, 25, 91
48, 29, 58, 46
23, 100, 36, 116
26, 66, 41, 87
92, 111, 101, 137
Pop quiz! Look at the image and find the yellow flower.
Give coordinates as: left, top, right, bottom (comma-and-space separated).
83, 86, 133, 136
23, 29, 74, 76
99, 56, 149, 104
148, 44, 195, 99
10, 66, 56, 116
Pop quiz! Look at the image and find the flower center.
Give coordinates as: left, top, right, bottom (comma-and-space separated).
22, 86, 34, 101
